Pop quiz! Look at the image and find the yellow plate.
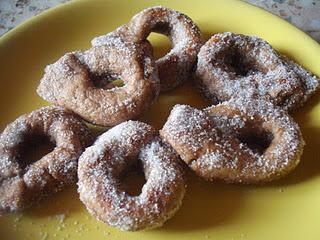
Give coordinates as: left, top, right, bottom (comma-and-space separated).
1, 0, 320, 239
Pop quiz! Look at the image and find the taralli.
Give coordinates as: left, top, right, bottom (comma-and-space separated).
37, 35, 160, 126
3, 3, 319, 232
194, 32, 319, 110
92, 6, 204, 91
160, 99, 304, 183
78, 121, 186, 231
0, 106, 93, 213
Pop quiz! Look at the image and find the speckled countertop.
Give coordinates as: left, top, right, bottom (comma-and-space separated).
0, 0, 319, 42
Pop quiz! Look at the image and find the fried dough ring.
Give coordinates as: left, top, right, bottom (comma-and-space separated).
92, 6, 204, 91
37, 36, 159, 126
78, 121, 186, 231
160, 99, 304, 183
194, 32, 319, 110
0, 106, 93, 213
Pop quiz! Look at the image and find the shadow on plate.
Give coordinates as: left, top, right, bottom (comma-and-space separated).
160, 169, 244, 232
0, 219, 17, 240
25, 186, 83, 218
268, 92, 320, 186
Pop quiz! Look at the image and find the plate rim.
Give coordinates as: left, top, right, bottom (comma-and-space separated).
0, 0, 319, 49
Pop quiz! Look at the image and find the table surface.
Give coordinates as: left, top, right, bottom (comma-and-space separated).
0, 0, 319, 42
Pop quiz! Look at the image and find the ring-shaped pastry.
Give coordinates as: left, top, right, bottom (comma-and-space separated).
160, 99, 304, 183
92, 6, 204, 91
37, 36, 159, 126
78, 121, 186, 231
194, 32, 319, 110
0, 106, 93, 213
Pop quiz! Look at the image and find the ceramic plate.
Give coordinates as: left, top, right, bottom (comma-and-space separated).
0, 0, 320, 239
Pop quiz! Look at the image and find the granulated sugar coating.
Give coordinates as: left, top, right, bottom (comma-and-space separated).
0, 106, 93, 213
160, 98, 304, 183
194, 32, 319, 111
37, 35, 160, 127
78, 121, 186, 231
3, 5, 319, 235
92, 6, 204, 91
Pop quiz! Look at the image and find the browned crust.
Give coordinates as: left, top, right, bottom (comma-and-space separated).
92, 6, 204, 91
0, 106, 93, 213
160, 99, 304, 184
78, 121, 186, 231
37, 36, 160, 127
194, 32, 319, 111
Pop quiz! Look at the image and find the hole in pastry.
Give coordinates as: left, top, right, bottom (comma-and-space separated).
19, 134, 55, 169
147, 32, 172, 60
90, 73, 124, 89
120, 161, 146, 196
225, 50, 257, 77
237, 130, 273, 155
277, 90, 296, 108
87, 124, 108, 138
109, 79, 125, 88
